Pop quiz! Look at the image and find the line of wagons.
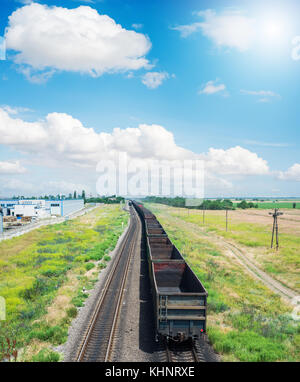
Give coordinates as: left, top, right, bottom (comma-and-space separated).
131, 201, 208, 343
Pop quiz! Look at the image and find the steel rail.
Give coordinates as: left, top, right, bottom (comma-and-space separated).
165, 340, 200, 363
191, 345, 199, 362
104, 211, 139, 361
76, 207, 138, 362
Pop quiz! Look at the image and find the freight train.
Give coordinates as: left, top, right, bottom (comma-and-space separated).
132, 201, 207, 343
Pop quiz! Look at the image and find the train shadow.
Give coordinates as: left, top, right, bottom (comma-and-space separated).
138, 218, 157, 357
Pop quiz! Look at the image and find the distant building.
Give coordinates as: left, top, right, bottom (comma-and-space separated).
45, 199, 84, 216
0, 199, 84, 218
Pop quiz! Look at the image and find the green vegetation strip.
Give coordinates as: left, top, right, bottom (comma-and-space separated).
167, 208, 300, 292
147, 203, 300, 362
0, 205, 128, 362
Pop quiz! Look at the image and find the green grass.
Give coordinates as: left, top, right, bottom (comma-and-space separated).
146, 203, 300, 362
163, 207, 300, 292
208, 328, 287, 362
232, 201, 300, 209
257, 202, 300, 209
0, 205, 128, 361
31, 348, 60, 362
85, 263, 95, 271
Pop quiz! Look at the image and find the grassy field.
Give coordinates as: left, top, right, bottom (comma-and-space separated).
232, 201, 300, 209
0, 205, 128, 362
257, 202, 300, 209
146, 203, 300, 362
164, 207, 300, 292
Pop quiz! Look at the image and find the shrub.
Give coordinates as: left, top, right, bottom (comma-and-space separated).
71, 290, 89, 307
208, 300, 229, 313
32, 348, 60, 362
85, 263, 95, 271
208, 328, 286, 362
66, 307, 78, 319
21, 277, 51, 300
71, 297, 84, 307
30, 325, 67, 345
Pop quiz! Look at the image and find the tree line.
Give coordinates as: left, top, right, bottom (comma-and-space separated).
8, 191, 124, 205
143, 196, 258, 210
85, 195, 125, 204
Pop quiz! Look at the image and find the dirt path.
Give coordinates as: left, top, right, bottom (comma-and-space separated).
168, 214, 299, 307
211, 237, 298, 301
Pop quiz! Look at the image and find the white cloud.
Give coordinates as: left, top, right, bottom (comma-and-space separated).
132, 23, 143, 30
205, 173, 233, 190
141, 71, 169, 89
171, 22, 203, 38
0, 178, 91, 197
0, 105, 33, 115
241, 90, 279, 97
0, 37, 5, 60
172, 9, 256, 51
240, 89, 280, 102
0, 107, 270, 178
46, 180, 91, 194
203, 146, 269, 175
0, 108, 48, 148
278, 164, 300, 181
243, 140, 289, 148
0, 107, 191, 165
5, 3, 151, 80
20, 67, 56, 84
0, 107, 275, 196
199, 80, 226, 95
0, 160, 27, 174
73, 0, 95, 3
15, 0, 33, 4
291, 36, 300, 61
2, 178, 33, 192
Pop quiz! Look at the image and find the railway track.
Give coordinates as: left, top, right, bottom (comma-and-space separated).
164, 339, 202, 362
76, 207, 138, 362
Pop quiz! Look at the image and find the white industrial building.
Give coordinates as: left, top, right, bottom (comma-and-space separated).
0, 199, 84, 218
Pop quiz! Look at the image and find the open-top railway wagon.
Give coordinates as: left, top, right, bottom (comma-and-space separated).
132, 201, 208, 342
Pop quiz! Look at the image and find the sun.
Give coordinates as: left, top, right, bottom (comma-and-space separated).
258, 11, 292, 46
263, 20, 284, 40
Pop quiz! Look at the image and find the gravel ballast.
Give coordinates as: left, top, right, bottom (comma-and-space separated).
61, 218, 130, 362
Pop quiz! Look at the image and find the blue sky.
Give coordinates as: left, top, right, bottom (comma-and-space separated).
0, 0, 299, 197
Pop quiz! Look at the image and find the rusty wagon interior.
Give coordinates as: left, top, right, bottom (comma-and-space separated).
153, 262, 206, 294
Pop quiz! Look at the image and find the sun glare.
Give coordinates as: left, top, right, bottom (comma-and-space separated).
263, 20, 283, 39
258, 10, 293, 46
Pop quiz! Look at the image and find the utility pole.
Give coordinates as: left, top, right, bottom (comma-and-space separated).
269, 208, 283, 250
203, 206, 205, 224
